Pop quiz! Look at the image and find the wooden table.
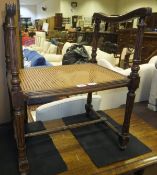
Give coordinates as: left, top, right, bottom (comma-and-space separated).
43, 108, 157, 175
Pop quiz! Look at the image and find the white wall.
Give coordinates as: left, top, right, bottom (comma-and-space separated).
36, 0, 60, 19
20, 5, 37, 23
117, 0, 157, 14
60, 0, 117, 18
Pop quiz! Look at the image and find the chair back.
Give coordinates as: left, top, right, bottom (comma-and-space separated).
91, 8, 152, 65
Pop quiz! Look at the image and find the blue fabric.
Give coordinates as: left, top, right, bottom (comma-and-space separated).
27, 51, 39, 61
30, 53, 46, 66
23, 49, 46, 66
23, 49, 32, 58
45, 61, 53, 66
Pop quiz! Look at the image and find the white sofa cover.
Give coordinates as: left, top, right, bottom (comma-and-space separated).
97, 56, 157, 110
31, 95, 101, 121
43, 42, 117, 66
148, 56, 157, 111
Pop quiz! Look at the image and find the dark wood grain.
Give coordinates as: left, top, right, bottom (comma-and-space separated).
5, 3, 29, 174
92, 8, 152, 23
91, 10, 150, 150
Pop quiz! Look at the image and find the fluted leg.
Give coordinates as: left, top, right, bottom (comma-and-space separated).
14, 107, 29, 174
119, 89, 135, 150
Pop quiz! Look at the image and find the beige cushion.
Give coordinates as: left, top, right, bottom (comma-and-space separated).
84, 45, 92, 58
42, 41, 51, 53
148, 55, 157, 64
47, 44, 57, 54
43, 54, 63, 62
96, 49, 116, 65
98, 59, 119, 72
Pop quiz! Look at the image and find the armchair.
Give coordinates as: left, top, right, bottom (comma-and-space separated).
45, 41, 117, 66
27, 31, 46, 50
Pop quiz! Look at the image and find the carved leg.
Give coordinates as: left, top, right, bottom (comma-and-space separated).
119, 90, 135, 150
14, 108, 29, 174
24, 101, 28, 124
85, 92, 93, 115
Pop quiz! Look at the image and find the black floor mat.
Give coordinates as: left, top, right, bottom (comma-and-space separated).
0, 121, 67, 175
63, 111, 151, 167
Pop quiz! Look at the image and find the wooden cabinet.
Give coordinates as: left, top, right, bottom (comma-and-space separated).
145, 13, 157, 30
142, 32, 157, 63
117, 30, 157, 64
54, 13, 62, 30
72, 15, 78, 28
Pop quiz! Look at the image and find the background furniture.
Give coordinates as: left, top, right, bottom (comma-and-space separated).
145, 12, 157, 30
116, 30, 157, 65
54, 13, 63, 30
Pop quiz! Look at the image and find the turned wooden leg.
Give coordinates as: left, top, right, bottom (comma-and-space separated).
24, 101, 28, 124
14, 108, 29, 174
85, 92, 93, 115
119, 90, 135, 150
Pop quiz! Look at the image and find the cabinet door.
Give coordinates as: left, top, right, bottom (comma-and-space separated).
54, 13, 62, 30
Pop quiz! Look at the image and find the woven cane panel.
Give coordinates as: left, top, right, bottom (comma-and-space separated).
19, 64, 128, 96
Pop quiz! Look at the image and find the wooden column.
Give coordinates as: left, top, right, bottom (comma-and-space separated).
119, 17, 146, 149
6, 3, 29, 174
3, 14, 11, 74
91, 18, 101, 63
85, 92, 93, 115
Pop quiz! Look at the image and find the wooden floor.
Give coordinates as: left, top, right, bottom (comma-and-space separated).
42, 108, 157, 175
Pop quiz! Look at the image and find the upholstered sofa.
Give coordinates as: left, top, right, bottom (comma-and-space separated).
24, 31, 59, 66
97, 56, 157, 110
43, 42, 117, 66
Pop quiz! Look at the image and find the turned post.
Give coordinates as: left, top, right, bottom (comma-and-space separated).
119, 17, 146, 149
3, 14, 11, 74
6, 3, 29, 174
91, 18, 101, 63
